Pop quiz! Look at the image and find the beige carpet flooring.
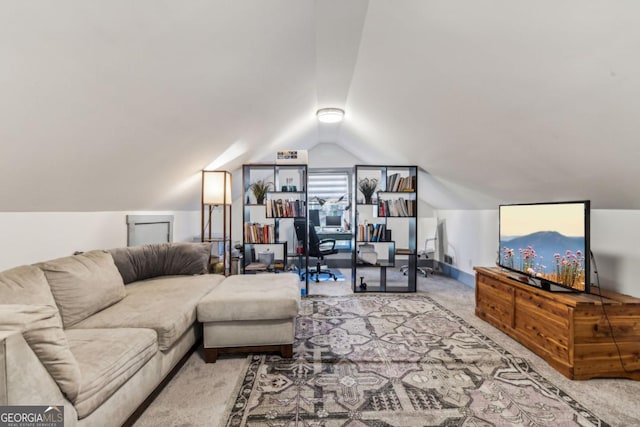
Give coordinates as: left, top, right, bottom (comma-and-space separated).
133, 271, 640, 426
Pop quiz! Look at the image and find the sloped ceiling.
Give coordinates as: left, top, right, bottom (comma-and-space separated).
2, 1, 639, 211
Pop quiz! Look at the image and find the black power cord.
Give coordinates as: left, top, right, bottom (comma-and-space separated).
589, 251, 634, 375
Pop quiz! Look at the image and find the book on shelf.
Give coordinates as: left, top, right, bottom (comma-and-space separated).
358, 223, 387, 242
265, 198, 306, 218
243, 222, 275, 243
378, 198, 416, 217
386, 173, 416, 192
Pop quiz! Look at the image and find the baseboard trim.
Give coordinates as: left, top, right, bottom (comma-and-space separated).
436, 262, 475, 288
327, 259, 352, 269
325, 259, 476, 288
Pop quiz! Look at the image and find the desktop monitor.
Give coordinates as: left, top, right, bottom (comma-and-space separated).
309, 209, 321, 227
325, 215, 342, 227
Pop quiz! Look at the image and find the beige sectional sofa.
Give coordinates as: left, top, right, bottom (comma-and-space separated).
0, 242, 227, 427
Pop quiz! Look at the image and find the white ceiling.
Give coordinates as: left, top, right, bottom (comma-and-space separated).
2, 0, 639, 211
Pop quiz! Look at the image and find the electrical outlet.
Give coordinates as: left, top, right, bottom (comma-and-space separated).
468, 258, 473, 268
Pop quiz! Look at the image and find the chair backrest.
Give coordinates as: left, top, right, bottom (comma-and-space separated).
307, 223, 321, 256
293, 219, 320, 257
293, 219, 306, 245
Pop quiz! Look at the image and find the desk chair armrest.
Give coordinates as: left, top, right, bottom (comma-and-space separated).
318, 239, 336, 251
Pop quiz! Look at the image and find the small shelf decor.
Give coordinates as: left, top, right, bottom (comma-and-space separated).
201, 170, 232, 275
248, 179, 272, 205
358, 177, 378, 204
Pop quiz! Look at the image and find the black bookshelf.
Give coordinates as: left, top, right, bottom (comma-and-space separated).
352, 165, 417, 292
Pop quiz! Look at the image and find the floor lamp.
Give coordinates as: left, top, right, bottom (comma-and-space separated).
201, 170, 232, 275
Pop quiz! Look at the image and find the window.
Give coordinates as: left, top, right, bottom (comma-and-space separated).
126, 215, 174, 246
308, 169, 351, 227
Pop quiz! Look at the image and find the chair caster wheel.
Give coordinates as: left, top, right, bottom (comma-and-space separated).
359, 276, 367, 290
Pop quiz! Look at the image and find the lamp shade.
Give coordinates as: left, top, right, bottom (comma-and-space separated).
316, 108, 345, 123
202, 170, 232, 205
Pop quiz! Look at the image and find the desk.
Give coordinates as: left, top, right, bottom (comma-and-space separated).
316, 230, 352, 250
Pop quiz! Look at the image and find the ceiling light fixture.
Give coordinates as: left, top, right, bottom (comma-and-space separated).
316, 108, 345, 123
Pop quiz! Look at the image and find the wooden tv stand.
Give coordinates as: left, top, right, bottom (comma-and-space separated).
474, 267, 640, 380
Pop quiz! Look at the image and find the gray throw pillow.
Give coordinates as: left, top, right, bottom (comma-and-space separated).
109, 242, 212, 284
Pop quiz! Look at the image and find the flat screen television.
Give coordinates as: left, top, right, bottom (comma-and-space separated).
498, 200, 590, 293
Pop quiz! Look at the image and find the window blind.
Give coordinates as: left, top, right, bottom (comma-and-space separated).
308, 172, 350, 207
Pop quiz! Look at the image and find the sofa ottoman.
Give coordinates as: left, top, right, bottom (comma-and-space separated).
196, 273, 301, 362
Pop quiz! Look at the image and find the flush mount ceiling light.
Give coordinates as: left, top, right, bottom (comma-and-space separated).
316, 108, 345, 123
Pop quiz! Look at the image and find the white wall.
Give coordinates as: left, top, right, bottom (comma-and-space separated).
435, 210, 499, 272
0, 211, 200, 270
590, 210, 640, 296
436, 209, 640, 297
308, 143, 361, 168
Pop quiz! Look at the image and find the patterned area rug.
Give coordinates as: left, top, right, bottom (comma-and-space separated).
224, 295, 608, 426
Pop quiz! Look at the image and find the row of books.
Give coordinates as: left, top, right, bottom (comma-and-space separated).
244, 222, 275, 244
378, 198, 416, 217
386, 173, 415, 192
358, 223, 388, 242
265, 199, 305, 218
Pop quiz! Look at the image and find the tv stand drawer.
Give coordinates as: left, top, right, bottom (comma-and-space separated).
475, 275, 514, 330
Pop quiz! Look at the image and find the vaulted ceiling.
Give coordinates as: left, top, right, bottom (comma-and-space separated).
2, 1, 639, 212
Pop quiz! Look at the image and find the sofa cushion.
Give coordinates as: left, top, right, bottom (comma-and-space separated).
0, 304, 81, 402
66, 328, 157, 419
0, 264, 57, 306
197, 273, 301, 322
37, 250, 126, 328
70, 274, 224, 351
108, 242, 212, 284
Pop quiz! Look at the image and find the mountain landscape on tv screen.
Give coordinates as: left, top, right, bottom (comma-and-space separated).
500, 231, 585, 288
